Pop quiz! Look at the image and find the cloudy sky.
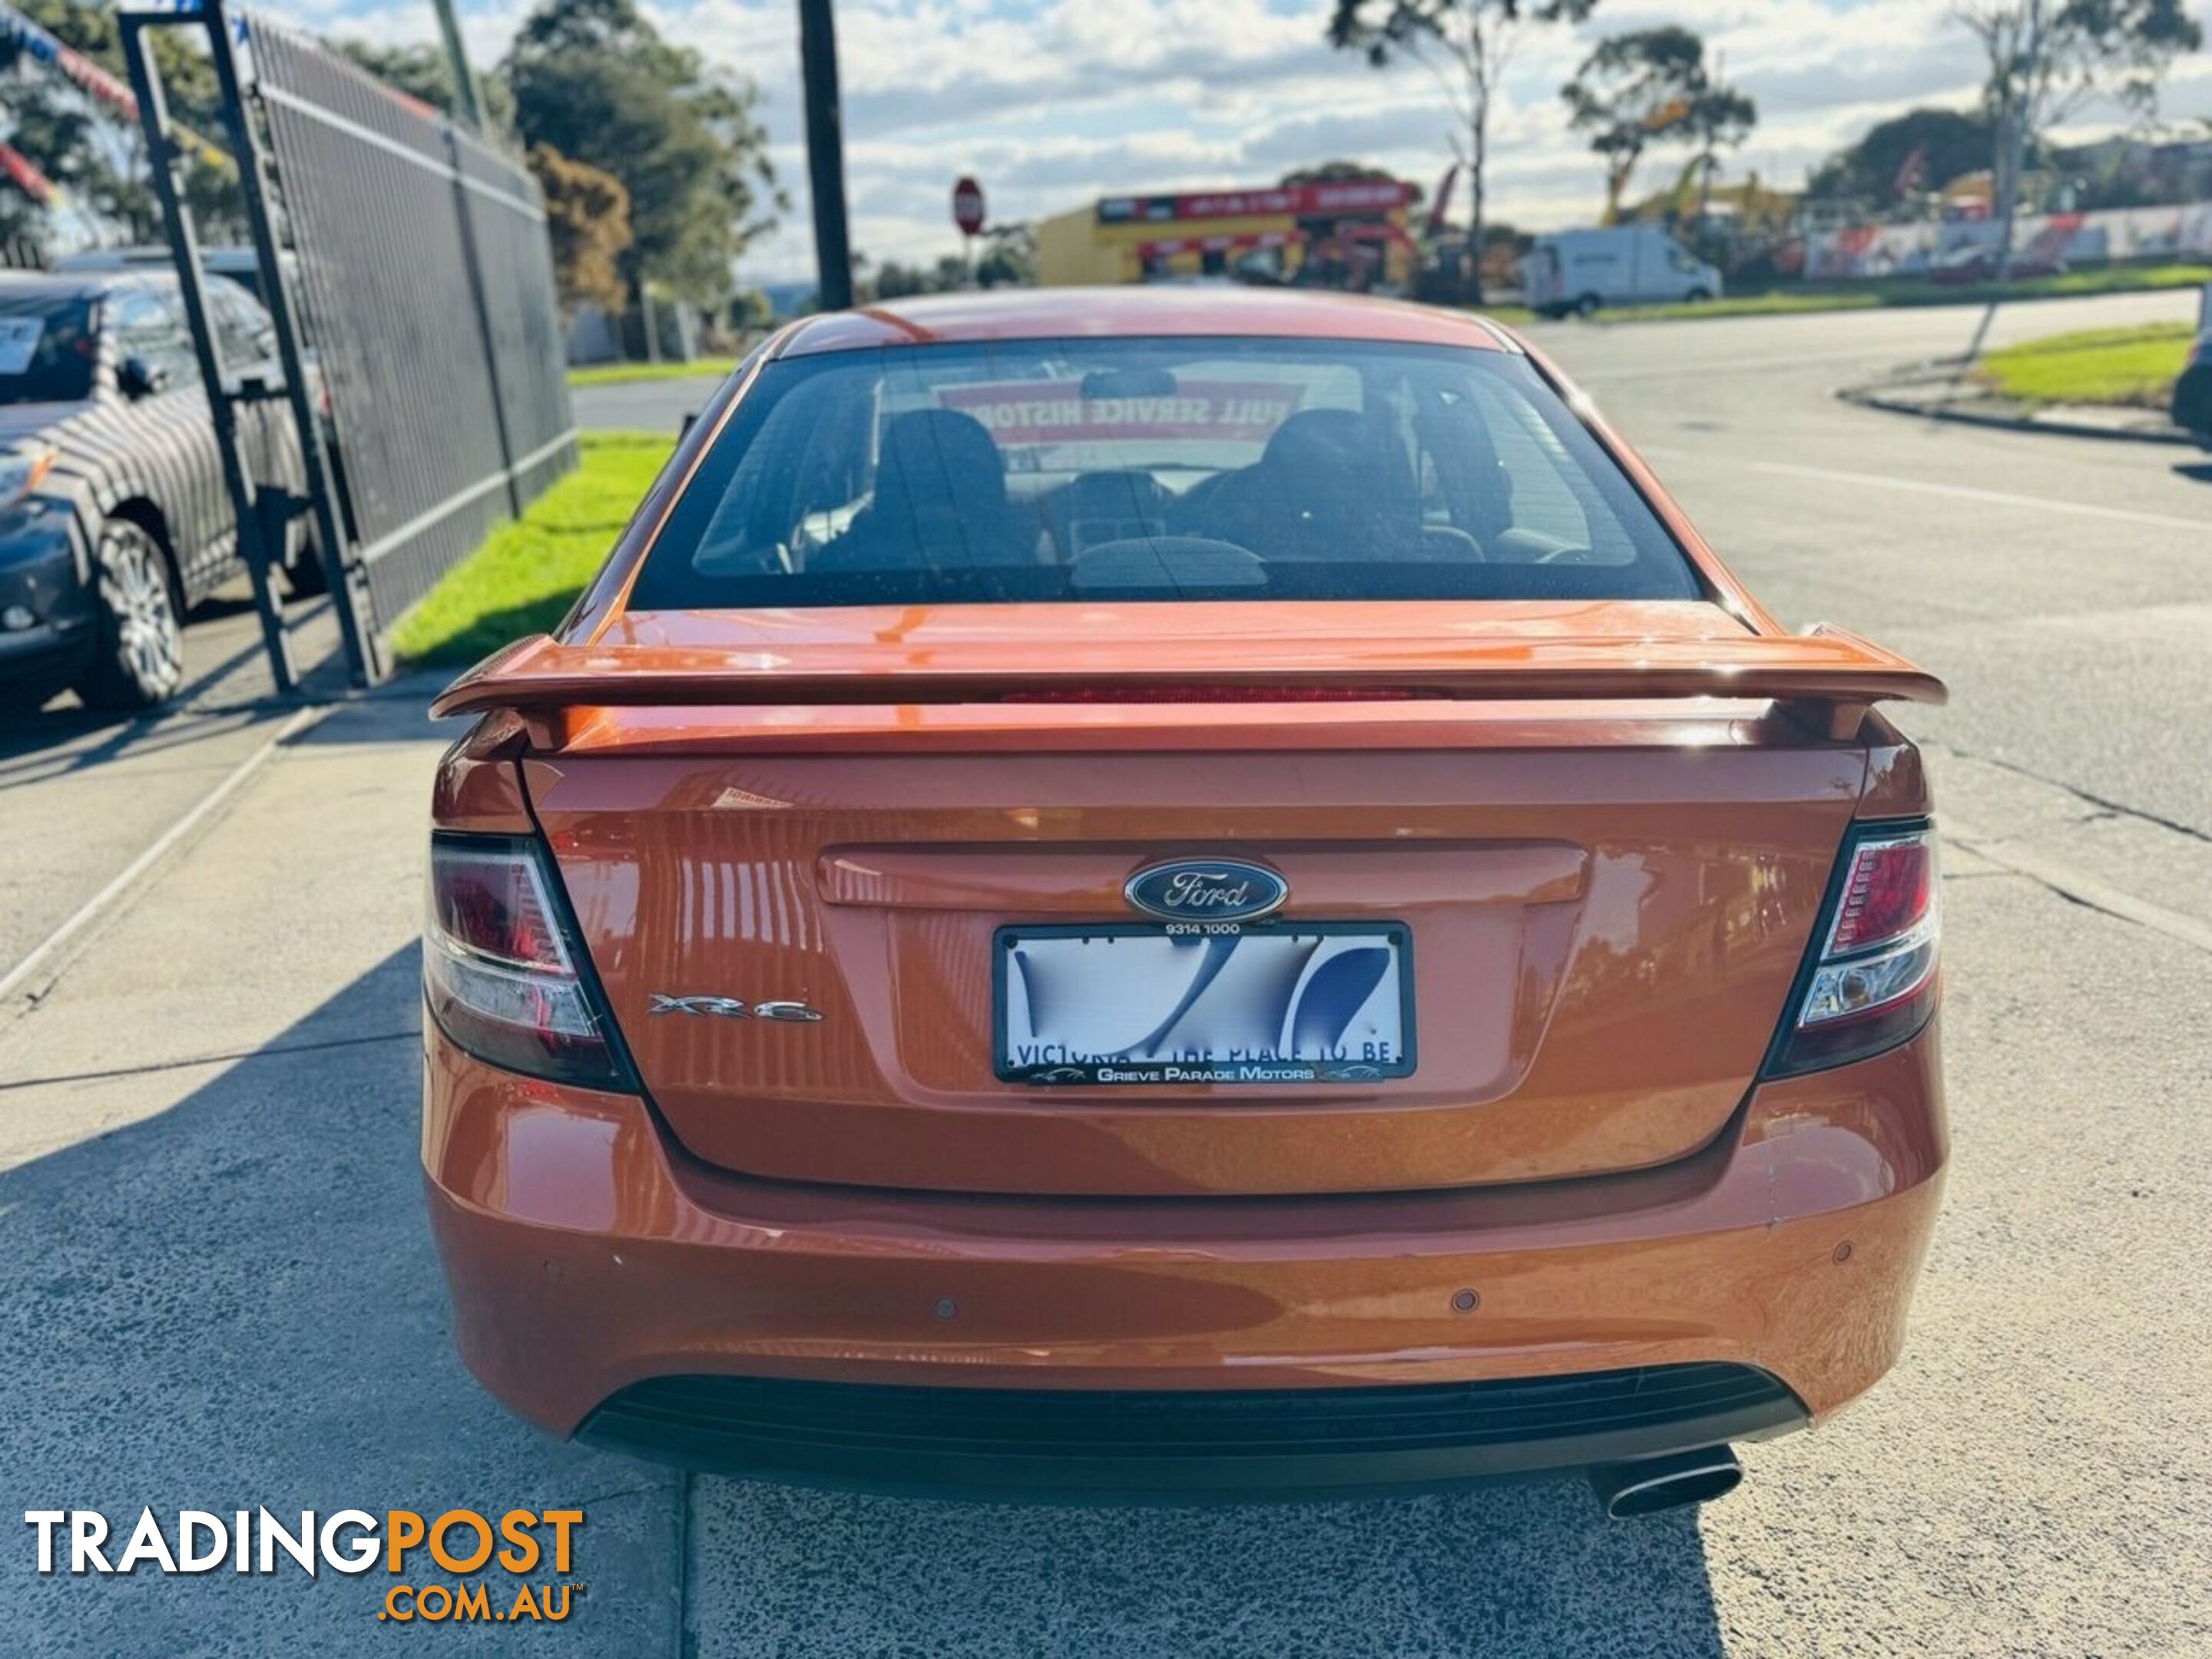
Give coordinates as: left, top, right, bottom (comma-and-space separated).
280, 0, 2212, 283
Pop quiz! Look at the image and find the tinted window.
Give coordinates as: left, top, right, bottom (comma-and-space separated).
0, 294, 95, 406
627, 337, 1701, 610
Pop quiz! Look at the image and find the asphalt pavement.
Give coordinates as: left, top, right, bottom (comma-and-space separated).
572, 373, 720, 435
2, 290, 2208, 1657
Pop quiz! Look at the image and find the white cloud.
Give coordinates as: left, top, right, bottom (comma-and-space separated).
271, 0, 2212, 283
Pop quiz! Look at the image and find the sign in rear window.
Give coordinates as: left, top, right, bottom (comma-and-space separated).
936, 379, 1305, 447
631, 337, 1704, 610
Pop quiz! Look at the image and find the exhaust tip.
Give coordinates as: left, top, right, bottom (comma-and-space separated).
1589, 1445, 1743, 1520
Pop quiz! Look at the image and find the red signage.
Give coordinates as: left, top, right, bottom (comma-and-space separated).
952, 176, 986, 237
1098, 180, 1412, 227
1135, 230, 1299, 260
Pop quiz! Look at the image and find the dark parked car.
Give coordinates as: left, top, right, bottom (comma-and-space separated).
2173, 314, 2212, 449
0, 270, 316, 713
1926, 244, 2065, 285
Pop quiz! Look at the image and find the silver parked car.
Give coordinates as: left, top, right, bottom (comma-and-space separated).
0, 270, 318, 712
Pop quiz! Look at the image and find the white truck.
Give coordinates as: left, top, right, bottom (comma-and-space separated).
1520, 227, 1722, 318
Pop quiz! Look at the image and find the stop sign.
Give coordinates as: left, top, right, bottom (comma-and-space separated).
952, 176, 986, 237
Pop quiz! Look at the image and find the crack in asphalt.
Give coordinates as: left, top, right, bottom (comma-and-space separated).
0, 704, 329, 1021
676, 1470, 697, 1659
1928, 740, 2212, 847
0, 1028, 419, 1091
1925, 735, 2212, 952
1940, 819, 2212, 955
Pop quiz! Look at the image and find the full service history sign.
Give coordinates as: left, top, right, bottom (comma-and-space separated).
937, 379, 1306, 447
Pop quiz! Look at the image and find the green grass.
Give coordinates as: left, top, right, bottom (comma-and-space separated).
390, 431, 675, 668
567, 356, 743, 389
1985, 260, 2212, 300
1973, 321, 2194, 409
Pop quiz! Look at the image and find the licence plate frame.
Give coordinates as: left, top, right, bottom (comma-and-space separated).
993, 920, 1416, 1086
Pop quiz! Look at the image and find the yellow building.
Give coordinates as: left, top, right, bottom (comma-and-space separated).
1037, 180, 1417, 289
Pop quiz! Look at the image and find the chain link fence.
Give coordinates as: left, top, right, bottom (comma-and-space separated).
247, 14, 575, 650
122, 1, 575, 687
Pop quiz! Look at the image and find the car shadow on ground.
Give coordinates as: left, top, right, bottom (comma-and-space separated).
689, 1472, 1727, 1658
0, 591, 337, 768
0, 946, 680, 1656
0, 703, 261, 794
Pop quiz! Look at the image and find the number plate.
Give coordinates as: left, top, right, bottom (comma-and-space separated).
994, 922, 1415, 1085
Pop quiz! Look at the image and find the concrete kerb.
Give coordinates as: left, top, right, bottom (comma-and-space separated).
1838, 359, 2197, 448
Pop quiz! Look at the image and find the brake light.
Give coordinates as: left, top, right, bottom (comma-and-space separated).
1767, 825, 1939, 1077
424, 833, 634, 1090
1002, 687, 1431, 704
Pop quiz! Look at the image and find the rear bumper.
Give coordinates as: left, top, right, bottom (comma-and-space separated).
578, 1364, 1805, 1500
423, 1022, 1945, 1490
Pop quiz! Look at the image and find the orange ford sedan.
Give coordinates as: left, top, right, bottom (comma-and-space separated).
423, 289, 1946, 1517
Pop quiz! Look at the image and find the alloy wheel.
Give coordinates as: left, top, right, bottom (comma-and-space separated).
102, 531, 183, 700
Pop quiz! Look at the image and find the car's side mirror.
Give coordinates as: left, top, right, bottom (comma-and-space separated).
118, 356, 169, 399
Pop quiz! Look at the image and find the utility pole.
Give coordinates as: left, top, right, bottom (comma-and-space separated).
1992, 0, 2046, 289
1960, 0, 2047, 371
797, 0, 854, 310
429, 0, 486, 134
1698, 51, 1723, 236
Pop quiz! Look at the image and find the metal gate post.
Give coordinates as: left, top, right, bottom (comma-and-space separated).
797, 0, 854, 311
447, 127, 523, 518
119, 5, 294, 695
198, 0, 382, 685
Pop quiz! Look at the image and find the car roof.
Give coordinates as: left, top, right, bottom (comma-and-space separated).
0, 267, 180, 303
777, 285, 1518, 358
54, 245, 274, 275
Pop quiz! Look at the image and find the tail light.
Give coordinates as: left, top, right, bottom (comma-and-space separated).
1766, 823, 1940, 1077
424, 833, 634, 1091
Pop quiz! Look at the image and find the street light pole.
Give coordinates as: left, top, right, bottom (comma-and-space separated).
428, 0, 486, 134
797, 0, 854, 310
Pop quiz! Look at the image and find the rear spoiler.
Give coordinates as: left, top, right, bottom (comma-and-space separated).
431, 624, 1943, 739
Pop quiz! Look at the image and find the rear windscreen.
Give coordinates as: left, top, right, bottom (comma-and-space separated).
624, 336, 1703, 608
